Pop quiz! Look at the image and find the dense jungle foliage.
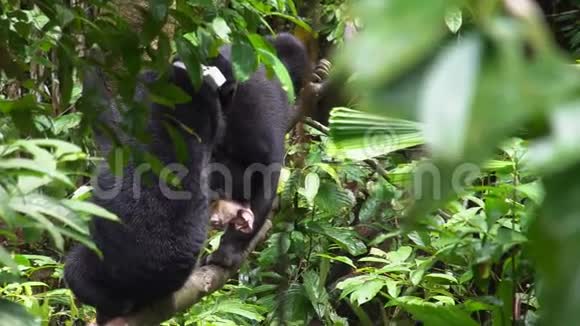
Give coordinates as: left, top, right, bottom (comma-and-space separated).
1, 0, 580, 325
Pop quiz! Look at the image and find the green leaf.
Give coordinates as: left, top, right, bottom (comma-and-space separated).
424, 273, 458, 284
419, 35, 481, 161
14, 141, 56, 170
107, 147, 130, 176
530, 161, 580, 325
337, 276, 385, 305
9, 194, 88, 235
247, 33, 276, 54
328, 107, 424, 160
385, 278, 399, 298
175, 35, 202, 89
496, 228, 527, 250
60, 199, 118, 221
57, 37, 74, 109
312, 163, 341, 185
306, 222, 367, 256
54, 225, 98, 254
26, 139, 83, 158
338, 0, 449, 87
406, 32, 530, 224
525, 102, 580, 174
71, 185, 93, 201
148, 80, 192, 108
444, 7, 462, 33
0, 299, 39, 326
515, 181, 545, 205
303, 270, 329, 319
255, 46, 295, 102
214, 301, 265, 321
377, 264, 412, 274
432, 296, 455, 306
492, 279, 514, 326
163, 121, 190, 164
0, 159, 73, 187
0, 246, 18, 274
353, 278, 385, 305
53, 112, 82, 135
407, 230, 431, 247
314, 180, 355, 214
264, 12, 312, 32
359, 180, 397, 222
0, 95, 39, 113
144, 152, 182, 188
231, 39, 258, 82
54, 4, 74, 26
300, 172, 320, 205
369, 247, 389, 258
482, 159, 514, 172
387, 246, 413, 263
212, 17, 231, 41
484, 195, 510, 228
410, 258, 435, 286
315, 254, 356, 268
403, 304, 479, 326
463, 299, 495, 313
22, 210, 64, 250
245, 33, 294, 101
359, 256, 390, 264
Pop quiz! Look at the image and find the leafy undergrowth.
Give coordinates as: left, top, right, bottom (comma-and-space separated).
177, 125, 538, 325
0, 115, 540, 326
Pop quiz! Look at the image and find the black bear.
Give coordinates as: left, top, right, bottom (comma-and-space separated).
64, 54, 232, 324
64, 32, 309, 324
207, 33, 309, 267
